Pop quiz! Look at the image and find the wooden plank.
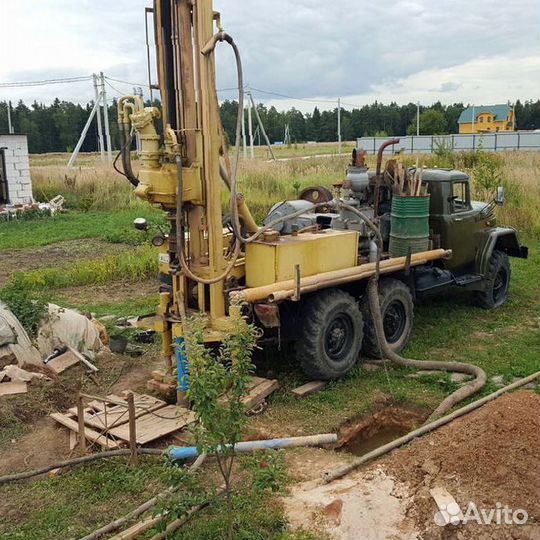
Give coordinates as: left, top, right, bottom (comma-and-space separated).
248, 376, 269, 388
84, 397, 167, 430
430, 486, 464, 524
108, 405, 196, 445
50, 412, 121, 449
291, 381, 327, 399
242, 379, 279, 411
0, 381, 28, 396
47, 351, 80, 374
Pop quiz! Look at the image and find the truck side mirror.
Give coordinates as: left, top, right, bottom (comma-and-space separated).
133, 217, 149, 231
495, 186, 505, 206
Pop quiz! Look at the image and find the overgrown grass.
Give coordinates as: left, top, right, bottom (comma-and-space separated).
29, 150, 539, 235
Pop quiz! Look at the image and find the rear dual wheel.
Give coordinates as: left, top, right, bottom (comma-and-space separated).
296, 280, 414, 379
296, 289, 363, 380
360, 278, 414, 358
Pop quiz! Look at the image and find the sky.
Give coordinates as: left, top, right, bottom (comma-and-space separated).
0, 0, 538, 112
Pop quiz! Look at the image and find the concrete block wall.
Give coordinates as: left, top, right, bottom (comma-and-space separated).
0, 135, 33, 205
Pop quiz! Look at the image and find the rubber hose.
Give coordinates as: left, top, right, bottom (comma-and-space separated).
120, 123, 139, 187
333, 199, 487, 421
323, 371, 539, 483
0, 449, 164, 485
366, 271, 487, 422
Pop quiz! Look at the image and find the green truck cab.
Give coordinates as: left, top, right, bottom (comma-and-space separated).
418, 168, 528, 308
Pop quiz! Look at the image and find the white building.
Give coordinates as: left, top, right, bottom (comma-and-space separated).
0, 134, 33, 205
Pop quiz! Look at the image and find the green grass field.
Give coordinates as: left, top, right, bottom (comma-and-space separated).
0, 149, 537, 540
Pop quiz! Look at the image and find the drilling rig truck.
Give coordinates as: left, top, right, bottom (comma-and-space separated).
117, 0, 527, 395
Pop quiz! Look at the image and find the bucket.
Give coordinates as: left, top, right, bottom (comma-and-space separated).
110, 335, 128, 354
389, 195, 431, 257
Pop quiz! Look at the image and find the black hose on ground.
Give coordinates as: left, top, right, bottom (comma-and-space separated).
366, 277, 488, 421
0, 448, 164, 485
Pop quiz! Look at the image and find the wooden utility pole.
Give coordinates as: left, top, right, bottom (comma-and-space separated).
337, 97, 342, 155
248, 98, 254, 158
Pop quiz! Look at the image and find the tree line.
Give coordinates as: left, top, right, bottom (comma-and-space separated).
0, 98, 538, 154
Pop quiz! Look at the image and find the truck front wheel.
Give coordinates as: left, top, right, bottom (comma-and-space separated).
296, 289, 363, 380
475, 250, 511, 309
361, 278, 414, 358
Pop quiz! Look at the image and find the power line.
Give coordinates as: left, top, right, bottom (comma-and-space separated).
249, 86, 337, 104
104, 79, 128, 97
0, 75, 92, 88
222, 85, 364, 109
105, 76, 150, 88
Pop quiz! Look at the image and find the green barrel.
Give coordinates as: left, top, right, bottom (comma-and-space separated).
389, 195, 431, 257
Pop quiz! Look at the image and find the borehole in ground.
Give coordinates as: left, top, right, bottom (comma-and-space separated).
336, 404, 427, 456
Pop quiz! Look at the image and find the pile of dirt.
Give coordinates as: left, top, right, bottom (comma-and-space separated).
381, 390, 540, 539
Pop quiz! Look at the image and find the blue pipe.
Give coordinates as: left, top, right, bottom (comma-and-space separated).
175, 337, 188, 392
168, 433, 337, 461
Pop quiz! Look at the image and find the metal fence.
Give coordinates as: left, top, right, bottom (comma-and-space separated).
356, 131, 540, 154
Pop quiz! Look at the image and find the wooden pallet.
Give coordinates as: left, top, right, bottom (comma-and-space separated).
108, 405, 196, 445
51, 377, 279, 448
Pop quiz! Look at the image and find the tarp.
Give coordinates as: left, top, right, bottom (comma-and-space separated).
0, 303, 42, 366
0, 302, 105, 367
36, 304, 104, 359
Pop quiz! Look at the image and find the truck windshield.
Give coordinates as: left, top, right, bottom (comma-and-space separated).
451, 181, 470, 212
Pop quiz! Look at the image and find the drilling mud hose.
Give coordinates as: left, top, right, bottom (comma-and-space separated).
366, 278, 487, 421
322, 371, 539, 483
338, 200, 487, 422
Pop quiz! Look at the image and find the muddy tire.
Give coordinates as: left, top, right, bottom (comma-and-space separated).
475, 250, 511, 309
361, 278, 414, 358
296, 289, 363, 380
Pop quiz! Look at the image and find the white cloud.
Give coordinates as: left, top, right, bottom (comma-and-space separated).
0, 0, 538, 111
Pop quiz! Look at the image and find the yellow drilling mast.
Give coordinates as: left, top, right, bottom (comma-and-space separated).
118, 0, 256, 400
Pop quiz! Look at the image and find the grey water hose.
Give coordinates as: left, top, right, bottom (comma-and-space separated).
335, 200, 487, 422
367, 277, 487, 421
322, 371, 539, 483
172, 30, 245, 285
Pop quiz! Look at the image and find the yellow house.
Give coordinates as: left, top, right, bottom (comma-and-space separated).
458, 104, 515, 134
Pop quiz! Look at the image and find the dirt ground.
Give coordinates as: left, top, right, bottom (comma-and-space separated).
0, 239, 131, 286
0, 350, 161, 476
57, 279, 157, 307
283, 390, 540, 540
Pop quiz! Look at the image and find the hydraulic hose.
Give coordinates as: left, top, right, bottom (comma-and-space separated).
115, 123, 139, 187
175, 155, 241, 285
